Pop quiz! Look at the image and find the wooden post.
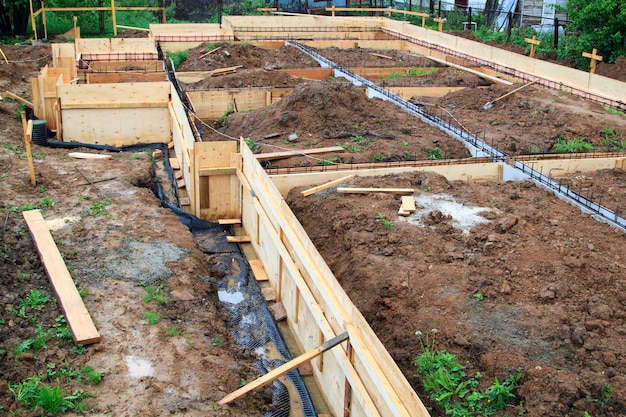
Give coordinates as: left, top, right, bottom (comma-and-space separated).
331, 5, 336, 16
524, 35, 540, 58
21, 112, 36, 186
582, 48, 603, 74
72, 16, 78, 40
434, 17, 444, 31
29, 0, 37, 40
111, 0, 117, 37
553, 17, 559, 49
41, 1, 48, 39
466, 7, 472, 30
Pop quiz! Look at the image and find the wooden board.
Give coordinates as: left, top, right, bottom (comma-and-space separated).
261, 287, 277, 301
301, 175, 355, 197
22, 210, 100, 345
226, 235, 252, 243
255, 146, 345, 161
401, 195, 416, 213
218, 218, 242, 225
68, 152, 112, 160
337, 187, 414, 195
249, 259, 269, 281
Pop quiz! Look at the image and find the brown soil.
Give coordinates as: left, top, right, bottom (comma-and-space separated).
176, 42, 320, 72
0, 44, 270, 416
555, 169, 626, 213
286, 172, 626, 417
596, 56, 626, 82
202, 82, 472, 167
182, 68, 309, 90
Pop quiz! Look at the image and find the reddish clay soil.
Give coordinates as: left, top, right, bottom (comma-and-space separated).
0, 44, 270, 416
555, 169, 626, 214
286, 172, 626, 417
201, 82, 472, 167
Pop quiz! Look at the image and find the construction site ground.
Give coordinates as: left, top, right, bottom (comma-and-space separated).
0, 36, 625, 417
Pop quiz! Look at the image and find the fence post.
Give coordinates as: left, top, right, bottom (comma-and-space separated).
437, 0, 441, 17
467, 6, 472, 30
429, 0, 434, 15
553, 17, 559, 49
506, 11, 512, 41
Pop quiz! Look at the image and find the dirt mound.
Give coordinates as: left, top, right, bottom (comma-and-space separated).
287, 171, 626, 417
177, 42, 320, 72
0, 44, 52, 95
205, 82, 471, 166
315, 46, 440, 68
596, 55, 626, 82
382, 67, 492, 87
183, 68, 309, 89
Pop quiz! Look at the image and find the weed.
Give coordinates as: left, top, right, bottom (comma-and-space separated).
83, 195, 111, 217
240, 378, 247, 387
32, 326, 52, 351
527, 145, 542, 154
595, 383, 612, 409
414, 329, 521, 417
79, 195, 91, 200
37, 185, 46, 193
166, 50, 189, 68
222, 108, 235, 126
20, 289, 50, 310
130, 153, 141, 160
72, 344, 87, 355
10, 305, 28, 318
2, 143, 24, 153
554, 136, 594, 153
604, 106, 626, 117
15, 339, 34, 355
428, 147, 443, 160
10, 204, 36, 212
212, 402, 222, 411
599, 128, 626, 151
402, 141, 409, 146
383, 66, 436, 80
15, 102, 27, 120
144, 311, 161, 325
143, 284, 169, 304
373, 153, 392, 162
81, 367, 104, 385
473, 293, 484, 302
167, 325, 181, 337
212, 335, 223, 346
376, 213, 394, 229
78, 286, 88, 298
244, 137, 257, 150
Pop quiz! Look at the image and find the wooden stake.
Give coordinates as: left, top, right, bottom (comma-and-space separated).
198, 45, 223, 59
111, 0, 117, 37
218, 332, 349, 405
21, 112, 36, 186
582, 48, 603, 74
524, 35, 541, 59
255, 146, 345, 161
29, 0, 37, 40
6, 91, 34, 109
433, 17, 444, 32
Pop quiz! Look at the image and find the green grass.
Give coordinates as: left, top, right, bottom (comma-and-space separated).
428, 147, 443, 160
599, 128, 626, 151
143, 284, 169, 304
376, 213, 394, 229
83, 195, 111, 217
144, 311, 161, 325
20, 289, 50, 310
319, 157, 343, 166
9, 375, 93, 414
605, 107, 626, 117
166, 325, 181, 337
166, 50, 189, 68
383, 66, 436, 80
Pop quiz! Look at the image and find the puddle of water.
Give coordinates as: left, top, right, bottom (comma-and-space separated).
217, 290, 245, 304
399, 193, 493, 234
125, 355, 155, 378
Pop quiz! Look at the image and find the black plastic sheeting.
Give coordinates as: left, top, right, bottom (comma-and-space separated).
55, 140, 316, 415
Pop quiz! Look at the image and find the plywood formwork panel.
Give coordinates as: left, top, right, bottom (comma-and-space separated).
526, 157, 626, 178
87, 60, 162, 72
269, 162, 503, 197
588, 74, 626, 101
194, 141, 239, 220
535, 59, 590, 90
61, 107, 169, 146
58, 81, 169, 107
188, 89, 281, 119
76, 37, 156, 54
87, 72, 166, 83
240, 142, 429, 416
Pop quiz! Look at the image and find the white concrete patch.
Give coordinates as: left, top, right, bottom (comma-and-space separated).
398, 193, 494, 234
45, 216, 80, 231
125, 355, 155, 378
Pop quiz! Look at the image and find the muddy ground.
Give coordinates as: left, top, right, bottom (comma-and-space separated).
1, 31, 625, 417
0, 44, 270, 416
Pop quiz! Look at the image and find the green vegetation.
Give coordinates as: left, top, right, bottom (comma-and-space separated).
9, 375, 94, 414
554, 136, 595, 153
383, 66, 436, 80
143, 284, 169, 304
212, 335, 223, 346
595, 382, 613, 409
605, 107, 626, 117
144, 311, 161, 325
20, 289, 50, 310
428, 147, 443, 160
376, 213, 394, 229
167, 325, 181, 337
414, 329, 522, 417
222, 108, 235, 126
599, 128, 626, 151
83, 195, 111, 217
373, 153, 392, 162
319, 157, 342, 166
243, 136, 257, 150
166, 50, 189, 68
473, 293, 484, 302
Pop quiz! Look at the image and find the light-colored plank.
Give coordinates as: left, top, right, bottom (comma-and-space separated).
401, 195, 416, 213
218, 218, 242, 225
255, 146, 345, 161
301, 175, 355, 197
249, 259, 269, 281
198, 167, 237, 176
68, 152, 112, 160
22, 210, 100, 345
169, 157, 180, 169
179, 197, 191, 206
226, 235, 251, 243
337, 187, 414, 195
5, 91, 34, 108
261, 287, 277, 301
218, 332, 348, 405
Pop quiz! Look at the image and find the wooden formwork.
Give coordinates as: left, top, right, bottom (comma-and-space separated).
187, 88, 295, 119
31, 65, 64, 131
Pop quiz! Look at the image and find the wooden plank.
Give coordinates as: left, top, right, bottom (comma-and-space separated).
401, 195, 416, 213
62, 101, 168, 109
371, 52, 393, 60
219, 332, 348, 405
198, 167, 237, 176
249, 259, 269, 281
68, 152, 112, 160
179, 197, 191, 206
337, 187, 414, 195
176, 178, 186, 189
218, 218, 242, 225
169, 157, 180, 169
5, 91, 34, 108
22, 210, 100, 345
269, 302, 287, 321
301, 175, 355, 197
425, 56, 513, 85
255, 146, 345, 161
262, 287, 277, 301
226, 235, 252, 243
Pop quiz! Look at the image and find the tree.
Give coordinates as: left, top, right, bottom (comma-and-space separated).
559, 0, 626, 67
0, 0, 31, 36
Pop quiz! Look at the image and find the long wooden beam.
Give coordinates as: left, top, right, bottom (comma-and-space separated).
255, 146, 345, 161
301, 175, 355, 197
425, 56, 513, 85
22, 210, 100, 345
218, 332, 349, 405
337, 187, 414, 195
5, 91, 34, 109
